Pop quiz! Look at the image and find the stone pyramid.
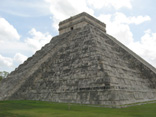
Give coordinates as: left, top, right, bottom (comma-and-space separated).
0, 12, 156, 107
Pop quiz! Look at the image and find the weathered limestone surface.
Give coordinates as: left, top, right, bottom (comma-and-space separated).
59, 12, 106, 34
0, 12, 156, 107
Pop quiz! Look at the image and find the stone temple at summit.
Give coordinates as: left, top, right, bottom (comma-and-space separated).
0, 12, 156, 107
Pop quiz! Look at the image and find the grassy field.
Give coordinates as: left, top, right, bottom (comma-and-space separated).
0, 100, 156, 117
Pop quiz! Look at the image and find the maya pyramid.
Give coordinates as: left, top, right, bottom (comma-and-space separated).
0, 12, 156, 107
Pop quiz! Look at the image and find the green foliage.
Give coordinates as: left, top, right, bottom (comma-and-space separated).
0, 100, 156, 117
3, 71, 9, 78
0, 76, 2, 81
0, 71, 9, 79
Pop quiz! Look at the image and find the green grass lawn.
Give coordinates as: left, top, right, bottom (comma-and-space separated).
0, 100, 156, 117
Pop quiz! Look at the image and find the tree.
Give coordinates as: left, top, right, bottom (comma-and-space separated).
3, 71, 9, 78
0, 71, 9, 82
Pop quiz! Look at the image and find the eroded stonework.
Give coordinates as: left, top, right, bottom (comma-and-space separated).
59, 12, 106, 34
0, 12, 156, 107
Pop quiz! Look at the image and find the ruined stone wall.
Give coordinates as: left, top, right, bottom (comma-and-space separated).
90, 26, 156, 105
59, 12, 106, 34
8, 25, 110, 105
6, 24, 156, 107
0, 32, 71, 100
59, 21, 88, 35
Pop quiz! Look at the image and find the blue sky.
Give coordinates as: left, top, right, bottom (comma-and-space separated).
0, 0, 156, 72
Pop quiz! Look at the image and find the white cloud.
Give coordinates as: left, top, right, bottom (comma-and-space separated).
127, 16, 151, 25
98, 13, 133, 45
0, 53, 28, 72
0, 41, 32, 56
128, 30, 156, 67
25, 28, 52, 52
45, 0, 94, 29
97, 12, 156, 68
98, 12, 151, 45
87, 0, 132, 9
0, 27, 52, 72
113, 12, 151, 25
0, 54, 13, 71
13, 53, 27, 64
0, 0, 51, 17
0, 18, 20, 42
0, 19, 51, 55
0, 17, 52, 72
